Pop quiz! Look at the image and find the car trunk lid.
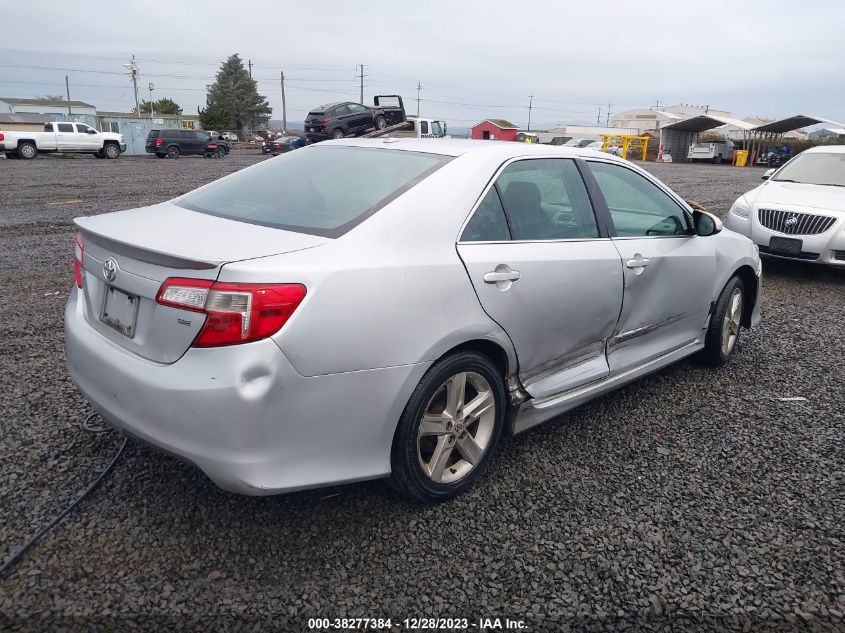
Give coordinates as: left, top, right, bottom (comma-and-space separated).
75, 202, 326, 363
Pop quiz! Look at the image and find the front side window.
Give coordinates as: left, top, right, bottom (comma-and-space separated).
57, 123, 74, 133
496, 159, 598, 240
589, 162, 690, 237
177, 146, 451, 237
75, 123, 91, 133
420, 121, 429, 135
461, 188, 510, 242
430, 121, 442, 136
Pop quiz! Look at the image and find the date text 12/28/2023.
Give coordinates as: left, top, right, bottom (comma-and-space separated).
306, 617, 527, 630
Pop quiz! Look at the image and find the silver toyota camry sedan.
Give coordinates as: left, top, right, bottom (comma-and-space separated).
66, 139, 761, 501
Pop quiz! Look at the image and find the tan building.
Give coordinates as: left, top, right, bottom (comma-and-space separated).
0, 113, 53, 132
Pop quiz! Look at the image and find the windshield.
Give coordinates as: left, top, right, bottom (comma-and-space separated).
773, 152, 845, 187
176, 146, 451, 237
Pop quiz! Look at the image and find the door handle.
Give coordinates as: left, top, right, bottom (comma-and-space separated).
625, 255, 651, 269
483, 269, 521, 283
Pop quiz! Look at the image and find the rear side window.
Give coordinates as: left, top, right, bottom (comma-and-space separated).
57, 123, 74, 132
496, 159, 598, 240
461, 188, 510, 242
176, 146, 452, 237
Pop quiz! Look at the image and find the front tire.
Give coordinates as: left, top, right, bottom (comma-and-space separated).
103, 143, 120, 159
389, 352, 506, 502
699, 275, 745, 367
18, 142, 37, 160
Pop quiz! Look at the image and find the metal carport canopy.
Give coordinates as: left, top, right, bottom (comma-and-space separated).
751, 115, 845, 134
661, 114, 756, 133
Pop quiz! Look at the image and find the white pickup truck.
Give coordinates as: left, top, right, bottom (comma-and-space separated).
386, 116, 447, 139
687, 140, 734, 164
1, 121, 126, 159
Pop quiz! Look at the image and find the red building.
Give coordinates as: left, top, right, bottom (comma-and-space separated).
471, 119, 519, 141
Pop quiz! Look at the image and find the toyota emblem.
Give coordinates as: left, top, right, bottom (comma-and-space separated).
785, 216, 799, 228
103, 257, 118, 282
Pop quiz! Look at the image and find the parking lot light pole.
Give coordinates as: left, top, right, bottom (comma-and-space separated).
280, 70, 287, 134
148, 83, 155, 119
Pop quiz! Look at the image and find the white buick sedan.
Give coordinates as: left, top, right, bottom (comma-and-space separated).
724, 146, 845, 266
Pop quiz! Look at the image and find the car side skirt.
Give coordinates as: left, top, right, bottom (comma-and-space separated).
509, 340, 703, 435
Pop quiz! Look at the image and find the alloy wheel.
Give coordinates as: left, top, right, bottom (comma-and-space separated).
721, 287, 743, 355
416, 371, 496, 484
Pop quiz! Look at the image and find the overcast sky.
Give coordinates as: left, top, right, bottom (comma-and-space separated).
2, 0, 843, 129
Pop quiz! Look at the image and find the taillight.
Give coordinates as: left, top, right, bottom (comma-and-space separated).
156, 278, 306, 347
155, 137, 163, 146
316, 118, 329, 125
0, 133, 4, 142
73, 233, 84, 288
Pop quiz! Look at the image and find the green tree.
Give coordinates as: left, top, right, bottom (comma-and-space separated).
140, 97, 182, 115
199, 54, 271, 131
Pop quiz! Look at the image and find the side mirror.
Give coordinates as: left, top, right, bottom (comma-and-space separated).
761, 168, 775, 180
693, 209, 722, 237
87, 128, 97, 134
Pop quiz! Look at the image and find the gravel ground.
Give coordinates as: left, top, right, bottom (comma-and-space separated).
0, 152, 843, 632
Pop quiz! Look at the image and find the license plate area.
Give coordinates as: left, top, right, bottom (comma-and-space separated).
101, 286, 139, 338
769, 236, 802, 256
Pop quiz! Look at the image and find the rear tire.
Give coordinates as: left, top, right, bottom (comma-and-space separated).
332, 128, 344, 140
167, 145, 180, 159
103, 143, 120, 159
18, 142, 37, 160
699, 275, 745, 367
216, 148, 225, 159
375, 115, 387, 130
389, 352, 506, 502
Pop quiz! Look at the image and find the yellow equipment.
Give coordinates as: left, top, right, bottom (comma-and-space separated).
599, 134, 650, 161
735, 150, 749, 167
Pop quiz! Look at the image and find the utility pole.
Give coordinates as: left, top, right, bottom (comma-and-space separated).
65, 76, 72, 118
415, 82, 422, 116
653, 99, 661, 110
605, 102, 612, 127
596, 106, 601, 126
527, 94, 534, 131
356, 64, 366, 103
148, 83, 155, 119
248, 59, 253, 79
280, 70, 287, 134
124, 54, 140, 118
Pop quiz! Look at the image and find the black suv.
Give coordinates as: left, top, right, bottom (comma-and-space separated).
304, 102, 388, 142
145, 129, 230, 158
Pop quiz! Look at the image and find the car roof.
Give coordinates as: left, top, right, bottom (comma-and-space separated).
320, 137, 631, 163
803, 145, 845, 154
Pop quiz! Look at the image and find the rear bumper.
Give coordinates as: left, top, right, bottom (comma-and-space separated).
305, 132, 330, 142
64, 288, 430, 495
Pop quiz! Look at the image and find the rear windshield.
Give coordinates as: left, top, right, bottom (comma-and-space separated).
147, 130, 159, 138
176, 146, 451, 237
